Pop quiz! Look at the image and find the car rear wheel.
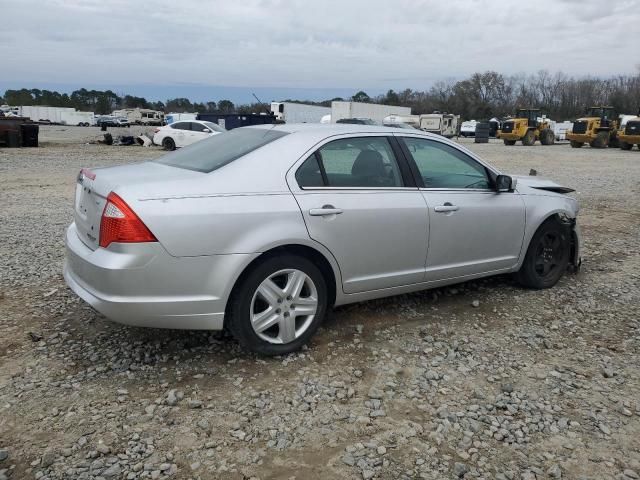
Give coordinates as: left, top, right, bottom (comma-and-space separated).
516, 219, 570, 289
162, 137, 176, 151
228, 254, 328, 355
620, 141, 632, 151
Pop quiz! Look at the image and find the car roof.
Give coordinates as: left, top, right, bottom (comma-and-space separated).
249, 123, 431, 136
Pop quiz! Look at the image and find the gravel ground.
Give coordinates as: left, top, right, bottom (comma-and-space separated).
0, 126, 639, 480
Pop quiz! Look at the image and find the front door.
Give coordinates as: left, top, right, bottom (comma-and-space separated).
398, 135, 526, 281
291, 135, 429, 294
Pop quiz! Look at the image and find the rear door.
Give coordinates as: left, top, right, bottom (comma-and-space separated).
170, 122, 190, 147
398, 135, 525, 281
290, 135, 429, 294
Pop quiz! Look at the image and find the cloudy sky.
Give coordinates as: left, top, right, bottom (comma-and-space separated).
1, 0, 638, 102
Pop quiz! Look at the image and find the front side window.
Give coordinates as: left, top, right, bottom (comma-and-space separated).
317, 137, 403, 187
401, 137, 490, 189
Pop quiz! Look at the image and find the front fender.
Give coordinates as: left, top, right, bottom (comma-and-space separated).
516, 195, 580, 270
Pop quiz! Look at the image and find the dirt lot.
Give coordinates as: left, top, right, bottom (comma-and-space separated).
1, 126, 639, 480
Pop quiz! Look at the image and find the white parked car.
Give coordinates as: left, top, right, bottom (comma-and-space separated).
153, 120, 225, 150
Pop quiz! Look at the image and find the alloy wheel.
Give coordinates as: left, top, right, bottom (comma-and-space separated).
250, 269, 318, 344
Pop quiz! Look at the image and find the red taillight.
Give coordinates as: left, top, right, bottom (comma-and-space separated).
99, 192, 157, 248
154, 127, 160, 133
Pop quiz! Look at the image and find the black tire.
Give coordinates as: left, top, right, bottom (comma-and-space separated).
227, 254, 328, 356
162, 137, 176, 151
516, 219, 571, 289
503, 139, 517, 146
620, 141, 632, 151
570, 140, 583, 148
540, 129, 555, 145
590, 131, 609, 148
522, 129, 535, 146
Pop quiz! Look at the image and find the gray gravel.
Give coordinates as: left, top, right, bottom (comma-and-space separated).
1, 128, 639, 479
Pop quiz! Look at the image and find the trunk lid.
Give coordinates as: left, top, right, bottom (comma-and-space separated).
73, 161, 200, 250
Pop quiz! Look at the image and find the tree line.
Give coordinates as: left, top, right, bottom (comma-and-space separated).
2, 70, 639, 120
0, 88, 237, 115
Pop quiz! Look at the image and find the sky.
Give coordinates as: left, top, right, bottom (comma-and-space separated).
1, 0, 638, 103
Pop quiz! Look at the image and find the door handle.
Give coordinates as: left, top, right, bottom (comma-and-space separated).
434, 203, 459, 213
309, 205, 343, 216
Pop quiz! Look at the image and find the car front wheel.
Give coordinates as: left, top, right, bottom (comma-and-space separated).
516, 219, 571, 289
228, 254, 328, 355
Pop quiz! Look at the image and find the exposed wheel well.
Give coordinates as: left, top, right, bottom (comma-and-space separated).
531, 213, 578, 268
224, 244, 337, 327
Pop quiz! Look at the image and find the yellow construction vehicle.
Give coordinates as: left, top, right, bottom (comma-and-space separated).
499, 108, 555, 146
567, 106, 619, 148
618, 116, 640, 151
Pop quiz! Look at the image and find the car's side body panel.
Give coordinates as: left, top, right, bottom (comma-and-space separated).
294, 189, 429, 293
421, 190, 526, 279
64, 124, 582, 333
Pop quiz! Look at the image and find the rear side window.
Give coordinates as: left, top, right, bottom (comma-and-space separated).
302, 137, 403, 188
190, 122, 210, 132
296, 154, 324, 187
155, 128, 289, 173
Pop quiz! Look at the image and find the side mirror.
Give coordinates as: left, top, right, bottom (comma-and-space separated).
202, 129, 211, 133
495, 174, 516, 192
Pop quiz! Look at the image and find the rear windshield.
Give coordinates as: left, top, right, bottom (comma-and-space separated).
155, 128, 288, 173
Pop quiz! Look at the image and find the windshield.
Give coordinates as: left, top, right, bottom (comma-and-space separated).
203, 121, 226, 132
155, 128, 288, 173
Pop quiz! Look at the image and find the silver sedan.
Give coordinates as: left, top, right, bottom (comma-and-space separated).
64, 125, 581, 355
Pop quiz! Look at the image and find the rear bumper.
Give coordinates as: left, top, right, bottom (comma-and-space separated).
63, 223, 257, 330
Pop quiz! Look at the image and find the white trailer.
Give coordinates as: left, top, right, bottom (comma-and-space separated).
165, 113, 197, 124
60, 110, 95, 126
112, 108, 164, 126
383, 114, 420, 127
18, 106, 76, 124
331, 101, 411, 124
270, 102, 331, 123
418, 113, 460, 138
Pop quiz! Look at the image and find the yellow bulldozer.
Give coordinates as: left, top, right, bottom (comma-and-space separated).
618, 116, 640, 151
499, 108, 555, 146
567, 106, 619, 148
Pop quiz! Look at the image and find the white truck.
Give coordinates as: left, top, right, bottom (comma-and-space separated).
418, 113, 460, 138
60, 110, 95, 126
331, 101, 411, 124
112, 108, 164, 126
460, 120, 478, 137
270, 102, 331, 123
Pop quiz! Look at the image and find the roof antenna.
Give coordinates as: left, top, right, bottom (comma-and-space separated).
252, 93, 271, 115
